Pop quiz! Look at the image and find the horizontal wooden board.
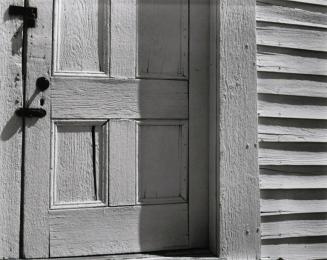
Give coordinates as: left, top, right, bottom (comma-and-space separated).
284, 0, 327, 6
261, 215, 327, 239
257, 49, 327, 76
261, 243, 327, 260
256, 1, 327, 28
259, 118, 327, 142
259, 143, 327, 165
48, 250, 220, 260
50, 204, 188, 257
261, 198, 327, 215
258, 94, 327, 120
257, 22, 327, 52
52, 79, 188, 119
257, 73, 327, 98
260, 174, 327, 189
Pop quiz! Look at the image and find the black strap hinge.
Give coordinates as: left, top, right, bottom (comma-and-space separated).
9, 5, 37, 28
16, 108, 46, 118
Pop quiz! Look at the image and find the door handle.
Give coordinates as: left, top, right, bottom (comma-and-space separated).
15, 108, 46, 118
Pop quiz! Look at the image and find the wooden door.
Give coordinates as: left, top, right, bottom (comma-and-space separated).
22, 0, 209, 258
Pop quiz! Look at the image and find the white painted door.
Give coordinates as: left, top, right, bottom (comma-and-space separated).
22, 0, 209, 258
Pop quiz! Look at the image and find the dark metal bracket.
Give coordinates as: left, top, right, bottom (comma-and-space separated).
15, 108, 46, 118
9, 5, 37, 28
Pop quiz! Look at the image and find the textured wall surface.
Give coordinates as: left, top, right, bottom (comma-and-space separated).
256, 0, 327, 259
0, 0, 23, 258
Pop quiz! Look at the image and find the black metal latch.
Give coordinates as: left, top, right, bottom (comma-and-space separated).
16, 108, 46, 118
9, 5, 37, 28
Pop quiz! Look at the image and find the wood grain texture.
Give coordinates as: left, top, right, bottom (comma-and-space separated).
49, 205, 188, 257
257, 22, 327, 52
285, 0, 327, 5
137, 121, 188, 204
110, 0, 136, 78
213, 0, 260, 258
53, 0, 110, 75
109, 120, 136, 206
259, 143, 327, 165
256, 0, 327, 28
137, 0, 188, 79
260, 166, 327, 189
0, 0, 23, 257
261, 198, 327, 215
259, 118, 327, 142
257, 47, 327, 76
22, 0, 53, 257
258, 94, 327, 120
257, 73, 327, 98
284, 0, 327, 6
261, 214, 327, 239
52, 121, 108, 208
256, 1, 327, 256
261, 243, 327, 260
52, 78, 188, 119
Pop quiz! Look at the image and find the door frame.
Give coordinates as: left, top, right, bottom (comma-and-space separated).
0, 0, 260, 259
209, 0, 260, 258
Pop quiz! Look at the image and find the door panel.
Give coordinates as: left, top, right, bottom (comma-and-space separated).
23, 0, 209, 258
50, 205, 188, 257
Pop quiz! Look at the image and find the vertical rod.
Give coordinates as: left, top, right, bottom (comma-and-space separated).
19, 0, 29, 258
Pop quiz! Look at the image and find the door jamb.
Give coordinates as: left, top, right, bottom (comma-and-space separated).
209, 0, 261, 258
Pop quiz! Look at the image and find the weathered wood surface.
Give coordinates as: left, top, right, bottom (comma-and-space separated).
212, 0, 260, 258
261, 243, 327, 260
257, 0, 327, 28
256, 0, 327, 258
261, 198, 327, 215
257, 48, 327, 76
257, 22, 327, 52
110, 0, 136, 78
137, 0, 188, 79
53, 0, 110, 75
285, 0, 327, 5
257, 74, 327, 98
258, 94, 327, 120
260, 166, 327, 189
0, 0, 23, 258
262, 215, 327, 239
46, 250, 222, 260
52, 79, 188, 119
259, 143, 327, 165
22, 0, 52, 257
259, 118, 327, 142
109, 120, 136, 206
49, 205, 188, 257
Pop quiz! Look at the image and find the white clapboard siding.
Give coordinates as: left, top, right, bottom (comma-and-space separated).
257, 23, 327, 52
256, 0, 327, 258
257, 50, 327, 76
256, 0, 327, 28
258, 95, 327, 120
259, 145, 327, 165
259, 118, 327, 142
260, 174, 327, 189
257, 75, 327, 98
261, 199, 327, 216
260, 166, 327, 189
261, 217, 327, 239
261, 243, 327, 260
284, 0, 327, 6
